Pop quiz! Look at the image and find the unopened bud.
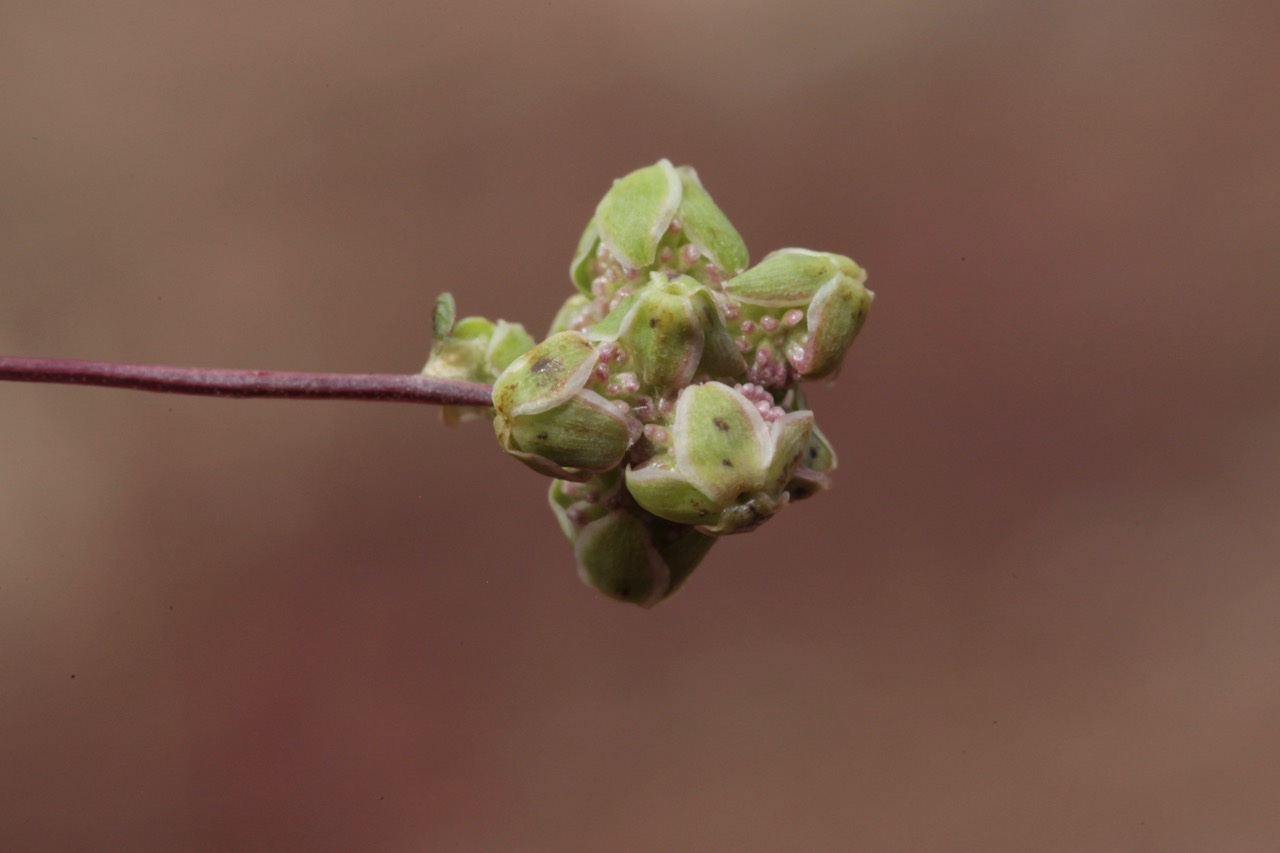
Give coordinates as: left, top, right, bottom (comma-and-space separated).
723, 249, 871, 379
550, 475, 715, 606
571, 160, 750, 294
422, 293, 534, 425
492, 332, 631, 481
625, 381, 813, 534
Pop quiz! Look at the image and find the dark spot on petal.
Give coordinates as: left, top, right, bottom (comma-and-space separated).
713, 417, 731, 432
722, 459, 733, 467
537, 432, 548, 440
618, 585, 631, 598
648, 318, 658, 328
531, 357, 556, 374
808, 447, 818, 460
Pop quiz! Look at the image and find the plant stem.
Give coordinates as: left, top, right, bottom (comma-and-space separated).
0, 356, 493, 407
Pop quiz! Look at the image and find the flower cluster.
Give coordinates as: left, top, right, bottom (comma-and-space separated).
426, 160, 872, 606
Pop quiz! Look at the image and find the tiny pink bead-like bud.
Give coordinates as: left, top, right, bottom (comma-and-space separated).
721, 301, 740, 321
735, 337, 751, 352
739, 320, 756, 334
660, 246, 674, 265
755, 348, 771, 366
643, 424, 669, 444
681, 244, 701, 265
595, 363, 611, 382
760, 315, 780, 333
615, 372, 641, 394
783, 308, 804, 327
607, 383, 621, 396
612, 400, 630, 413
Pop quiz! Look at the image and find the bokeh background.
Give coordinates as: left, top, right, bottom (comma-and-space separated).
2, 1, 1278, 850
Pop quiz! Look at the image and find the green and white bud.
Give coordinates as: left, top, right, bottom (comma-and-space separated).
422, 293, 535, 425
549, 475, 715, 606
723, 248, 873, 379
588, 273, 745, 391
492, 332, 631, 481
625, 381, 813, 534
571, 160, 749, 295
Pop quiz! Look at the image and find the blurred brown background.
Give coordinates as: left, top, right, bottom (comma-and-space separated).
2, 1, 1278, 850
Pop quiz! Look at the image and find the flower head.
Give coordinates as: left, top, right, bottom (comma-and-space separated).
478, 161, 872, 604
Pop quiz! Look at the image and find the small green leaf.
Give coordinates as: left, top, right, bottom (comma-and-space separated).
432, 293, 457, 341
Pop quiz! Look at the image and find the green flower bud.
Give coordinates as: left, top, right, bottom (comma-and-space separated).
549, 476, 715, 606
588, 273, 745, 391
625, 381, 813, 534
723, 249, 872, 379
422, 293, 535, 425
492, 332, 631, 481
571, 160, 749, 294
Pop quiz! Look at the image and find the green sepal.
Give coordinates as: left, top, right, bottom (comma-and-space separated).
788, 274, 873, 379
569, 218, 600, 295
689, 287, 746, 379
673, 381, 771, 501
625, 382, 814, 534
574, 511, 672, 607
492, 331, 631, 480
485, 321, 536, 375
595, 159, 681, 270
492, 331, 598, 418
723, 248, 865, 308
498, 389, 630, 476
625, 465, 722, 526
675, 166, 748, 276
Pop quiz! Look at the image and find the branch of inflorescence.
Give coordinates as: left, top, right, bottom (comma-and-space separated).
0, 356, 494, 407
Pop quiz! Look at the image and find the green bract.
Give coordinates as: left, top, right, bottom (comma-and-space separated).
571, 159, 749, 296
625, 382, 813, 534
471, 161, 870, 604
422, 293, 534, 425
724, 249, 873, 379
587, 273, 744, 390
492, 332, 630, 481
549, 475, 715, 606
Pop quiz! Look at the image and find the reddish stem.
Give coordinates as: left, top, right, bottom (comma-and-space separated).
0, 356, 493, 407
